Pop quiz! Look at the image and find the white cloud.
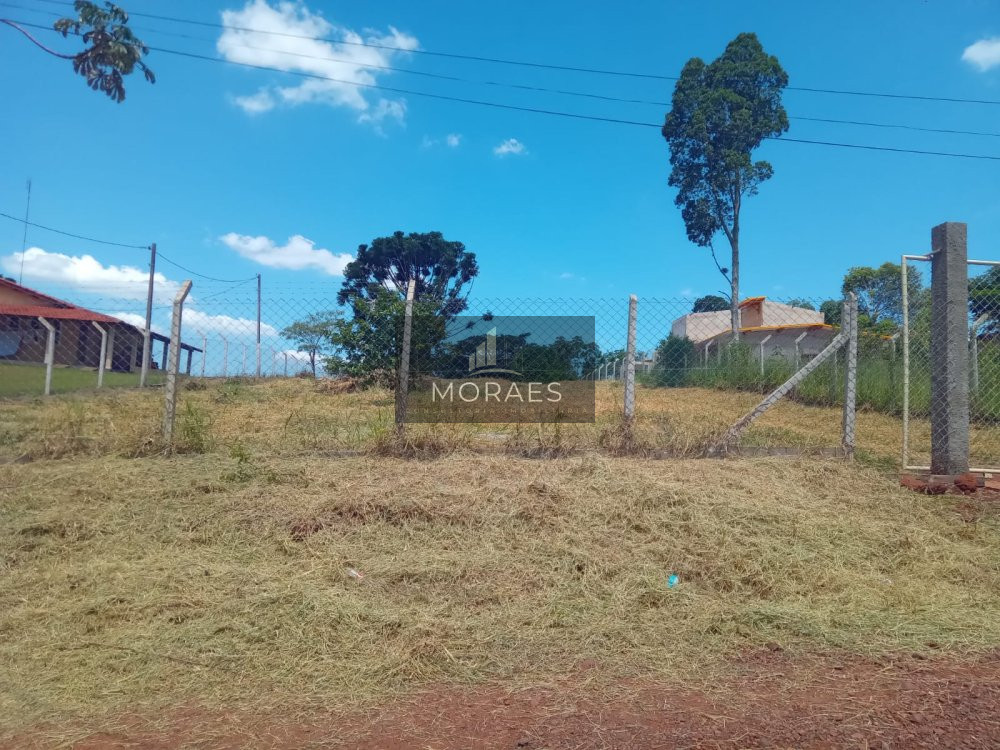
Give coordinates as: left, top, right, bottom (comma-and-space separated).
110, 311, 167, 338
218, 0, 418, 127
493, 138, 527, 157
422, 132, 462, 149
558, 272, 585, 282
1, 247, 180, 302
232, 89, 277, 113
185, 308, 279, 338
357, 98, 406, 131
962, 37, 1000, 71
679, 288, 694, 297
220, 232, 354, 275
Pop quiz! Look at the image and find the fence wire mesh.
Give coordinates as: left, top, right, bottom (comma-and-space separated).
1, 284, 867, 459
900, 259, 1000, 472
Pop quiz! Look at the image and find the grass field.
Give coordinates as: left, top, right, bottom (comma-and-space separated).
2, 375, 998, 468
2, 379, 1000, 744
0, 362, 165, 397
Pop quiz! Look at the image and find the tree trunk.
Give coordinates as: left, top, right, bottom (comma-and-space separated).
729, 234, 740, 342
310, 352, 316, 377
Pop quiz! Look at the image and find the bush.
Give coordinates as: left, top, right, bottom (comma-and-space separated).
650, 335, 696, 387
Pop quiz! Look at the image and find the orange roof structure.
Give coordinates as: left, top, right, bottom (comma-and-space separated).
0, 277, 126, 325
739, 323, 834, 333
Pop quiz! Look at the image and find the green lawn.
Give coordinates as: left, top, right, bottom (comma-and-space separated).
0, 362, 165, 397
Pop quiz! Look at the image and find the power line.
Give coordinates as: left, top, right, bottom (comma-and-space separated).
197, 276, 258, 300
791, 116, 1000, 139
7, 17, 1000, 160
9, 13, 1000, 139
155, 251, 258, 284
150, 46, 1000, 161
0, 208, 257, 284
0, 210, 150, 249
27, 0, 1000, 106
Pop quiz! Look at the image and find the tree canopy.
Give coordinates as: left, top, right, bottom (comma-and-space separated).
662, 32, 788, 339
330, 231, 478, 385
692, 294, 729, 313
337, 231, 478, 319
280, 311, 342, 377
783, 298, 816, 311
1, 2, 154, 102
841, 262, 923, 330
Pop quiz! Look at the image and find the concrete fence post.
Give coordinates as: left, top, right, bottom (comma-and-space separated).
842, 292, 858, 459
200, 335, 207, 378
759, 333, 773, 377
395, 279, 417, 437
38, 316, 55, 396
221, 337, 229, 378
92, 322, 108, 388
930, 221, 970, 475
163, 280, 193, 448
624, 294, 637, 423
793, 330, 807, 370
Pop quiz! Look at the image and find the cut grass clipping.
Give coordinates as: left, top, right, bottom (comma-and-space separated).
2, 446, 1000, 737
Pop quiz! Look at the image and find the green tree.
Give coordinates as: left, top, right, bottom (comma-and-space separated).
333, 231, 478, 384
2, 2, 154, 102
327, 288, 445, 386
337, 231, 478, 319
662, 33, 789, 340
819, 300, 841, 326
783, 298, 816, 310
651, 335, 695, 387
281, 311, 342, 377
692, 294, 729, 313
841, 262, 923, 329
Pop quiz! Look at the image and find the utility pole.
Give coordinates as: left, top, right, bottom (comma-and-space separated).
139, 242, 157, 387
18, 179, 31, 285
256, 273, 262, 378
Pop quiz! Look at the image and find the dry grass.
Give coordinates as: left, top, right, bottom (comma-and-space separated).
3, 378, 1000, 740
0, 377, 990, 468
2, 446, 1000, 740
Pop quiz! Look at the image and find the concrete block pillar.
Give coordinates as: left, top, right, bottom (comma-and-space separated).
930, 221, 969, 475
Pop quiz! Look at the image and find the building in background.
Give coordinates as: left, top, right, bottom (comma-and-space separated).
670, 296, 834, 363
0, 277, 200, 373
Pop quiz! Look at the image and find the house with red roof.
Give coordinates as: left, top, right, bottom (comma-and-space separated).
0, 277, 200, 374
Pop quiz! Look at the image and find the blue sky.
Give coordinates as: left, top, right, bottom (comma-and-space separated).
0, 0, 998, 358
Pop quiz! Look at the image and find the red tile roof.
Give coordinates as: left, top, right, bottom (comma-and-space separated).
0, 278, 127, 325
0, 304, 123, 324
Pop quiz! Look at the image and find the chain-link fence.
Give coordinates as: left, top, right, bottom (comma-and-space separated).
1, 280, 865, 456
8, 264, 1000, 471
900, 253, 1000, 472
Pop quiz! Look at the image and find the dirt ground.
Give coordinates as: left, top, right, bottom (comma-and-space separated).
10, 650, 1000, 750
